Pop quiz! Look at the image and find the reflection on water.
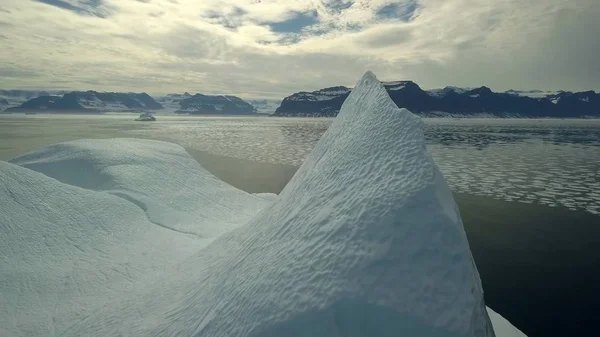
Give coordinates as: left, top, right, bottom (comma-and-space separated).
2, 115, 599, 214
423, 120, 600, 214
425, 121, 600, 148
126, 117, 600, 214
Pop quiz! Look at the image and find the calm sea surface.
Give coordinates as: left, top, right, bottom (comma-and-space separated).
2, 114, 599, 214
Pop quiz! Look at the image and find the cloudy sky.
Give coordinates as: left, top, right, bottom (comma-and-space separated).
0, 0, 598, 98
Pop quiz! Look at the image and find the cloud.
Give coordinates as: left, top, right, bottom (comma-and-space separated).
33, 0, 114, 18
0, 0, 598, 99
320, 0, 354, 14
375, 1, 418, 22
264, 10, 319, 33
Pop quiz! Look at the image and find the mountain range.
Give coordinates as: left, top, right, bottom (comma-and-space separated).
2, 90, 259, 115
247, 99, 282, 115
274, 82, 600, 118
4, 91, 163, 113
157, 93, 256, 115
2, 83, 599, 117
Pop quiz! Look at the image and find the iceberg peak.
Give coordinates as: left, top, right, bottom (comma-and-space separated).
1, 73, 509, 337
61, 72, 495, 337
359, 70, 379, 84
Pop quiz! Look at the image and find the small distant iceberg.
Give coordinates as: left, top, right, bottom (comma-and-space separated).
0, 72, 525, 337
134, 112, 156, 121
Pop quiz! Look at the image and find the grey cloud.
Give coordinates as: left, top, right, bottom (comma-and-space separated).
265, 10, 319, 33
320, 0, 354, 14
376, 1, 419, 22
33, 0, 114, 18
515, 6, 600, 91
109, 33, 143, 41
394, 5, 600, 93
356, 26, 414, 48
0, 66, 40, 78
2, 0, 599, 97
157, 25, 234, 60
204, 7, 248, 30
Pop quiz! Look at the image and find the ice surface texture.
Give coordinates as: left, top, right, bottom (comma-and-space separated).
1, 139, 271, 336
62, 72, 494, 337
11, 139, 270, 238
0, 72, 518, 337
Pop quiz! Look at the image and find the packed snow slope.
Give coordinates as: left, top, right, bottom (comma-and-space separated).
10, 139, 269, 238
53, 71, 495, 337
0, 139, 272, 337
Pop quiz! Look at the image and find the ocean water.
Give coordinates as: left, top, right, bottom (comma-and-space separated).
1, 115, 599, 214
1, 114, 599, 337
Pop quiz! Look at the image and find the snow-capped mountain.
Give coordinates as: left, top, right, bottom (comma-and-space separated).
0, 98, 8, 111
504, 89, 561, 98
156, 93, 257, 115
0, 90, 68, 110
426, 86, 474, 97
545, 90, 599, 106
274, 81, 600, 118
0, 90, 52, 102
155, 92, 193, 112
5, 91, 163, 113
275, 86, 352, 117
248, 99, 282, 115
175, 93, 256, 115
286, 86, 351, 102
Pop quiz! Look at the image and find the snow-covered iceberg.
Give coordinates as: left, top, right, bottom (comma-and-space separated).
0, 72, 524, 337
0, 139, 272, 336
10, 139, 270, 238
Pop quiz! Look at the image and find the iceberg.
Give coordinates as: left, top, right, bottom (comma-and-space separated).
1, 139, 271, 336
10, 139, 270, 238
134, 112, 156, 121
0, 72, 524, 337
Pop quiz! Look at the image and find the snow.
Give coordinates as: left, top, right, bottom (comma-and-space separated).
77, 96, 104, 109
76, 96, 138, 112
1, 139, 272, 337
386, 84, 407, 91
156, 94, 186, 112
487, 308, 527, 337
249, 99, 282, 114
10, 139, 270, 238
65, 72, 495, 336
427, 89, 447, 97
381, 80, 406, 86
289, 87, 351, 102
382, 81, 408, 91
427, 86, 473, 97
505, 90, 560, 99
0, 72, 526, 337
